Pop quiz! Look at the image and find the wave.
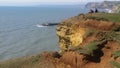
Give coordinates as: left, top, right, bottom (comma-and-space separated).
36, 24, 47, 28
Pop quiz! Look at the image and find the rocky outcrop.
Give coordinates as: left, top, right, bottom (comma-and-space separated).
56, 15, 119, 53
56, 20, 86, 53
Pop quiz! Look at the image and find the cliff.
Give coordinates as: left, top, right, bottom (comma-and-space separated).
55, 13, 120, 68
111, 5, 120, 13
85, 1, 120, 13
0, 13, 120, 68
85, 1, 120, 9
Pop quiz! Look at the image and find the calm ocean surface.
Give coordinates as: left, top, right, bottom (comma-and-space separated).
0, 5, 88, 61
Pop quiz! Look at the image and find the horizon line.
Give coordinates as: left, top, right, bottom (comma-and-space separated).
0, 2, 87, 6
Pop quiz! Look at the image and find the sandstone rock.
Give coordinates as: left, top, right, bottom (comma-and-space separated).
56, 21, 86, 53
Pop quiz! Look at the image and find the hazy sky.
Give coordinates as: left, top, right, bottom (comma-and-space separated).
0, 0, 120, 6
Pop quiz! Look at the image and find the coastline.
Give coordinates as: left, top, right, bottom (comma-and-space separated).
0, 13, 120, 68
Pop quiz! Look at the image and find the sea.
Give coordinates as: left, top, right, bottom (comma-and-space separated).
0, 5, 88, 61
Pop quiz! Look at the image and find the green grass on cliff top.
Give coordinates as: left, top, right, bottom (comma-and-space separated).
85, 13, 120, 23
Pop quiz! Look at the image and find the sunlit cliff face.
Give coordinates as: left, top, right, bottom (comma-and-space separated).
56, 22, 86, 53
70, 27, 86, 46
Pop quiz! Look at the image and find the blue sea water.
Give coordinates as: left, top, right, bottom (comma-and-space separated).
0, 5, 88, 61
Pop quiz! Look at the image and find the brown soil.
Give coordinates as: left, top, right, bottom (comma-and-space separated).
0, 17, 120, 68
35, 20, 120, 68
37, 42, 119, 68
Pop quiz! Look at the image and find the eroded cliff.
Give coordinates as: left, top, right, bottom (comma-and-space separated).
55, 13, 120, 68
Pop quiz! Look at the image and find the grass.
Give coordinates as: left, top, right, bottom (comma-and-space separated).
85, 29, 99, 37
112, 50, 120, 59
78, 30, 120, 56
78, 25, 120, 56
78, 28, 120, 56
0, 55, 41, 68
31, 55, 40, 63
99, 31, 120, 42
85, 16, 109, 21
110, 61, 120, 68
85, 13, 120, 23
78, 41, 99, 56
0, 58, 27, 68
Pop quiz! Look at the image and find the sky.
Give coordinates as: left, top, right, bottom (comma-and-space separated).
0, 0, 120, 6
